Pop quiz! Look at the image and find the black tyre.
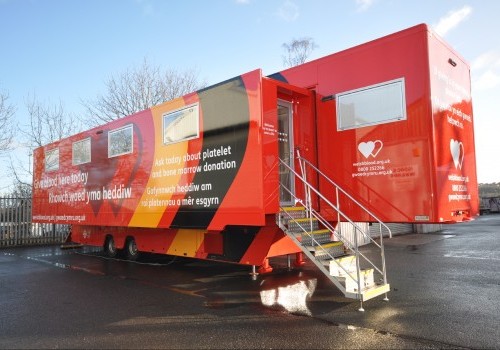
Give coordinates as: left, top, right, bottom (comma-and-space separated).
124, 237, 139, 261
104, 236, 117, 258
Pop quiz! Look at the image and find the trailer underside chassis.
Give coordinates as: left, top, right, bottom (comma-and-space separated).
71, 218, 302, 271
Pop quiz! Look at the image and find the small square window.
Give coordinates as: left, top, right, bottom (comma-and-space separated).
108, 124, 133, 158
45, 148, 59, 172
72, 138, 91, 165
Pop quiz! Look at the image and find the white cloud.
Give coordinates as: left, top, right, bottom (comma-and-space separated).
434, 5, 472, 37
471, 52, 500, 91
471, 51, 500, 71
473, 70, 500, 91
355, 0, 375, 12
277, 0, 299, 22
235, 0, 250, 4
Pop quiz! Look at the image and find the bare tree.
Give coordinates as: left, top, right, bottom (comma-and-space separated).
0, 90, 14, 154
81, 58, 206, 126
282, 37, 317, 67
21, 94, 80, 148
8, 95, 80, 191
8, 179, 32, 198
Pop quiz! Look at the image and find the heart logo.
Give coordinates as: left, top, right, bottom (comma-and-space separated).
358, 140, 383, 159
450, 139, 464, 170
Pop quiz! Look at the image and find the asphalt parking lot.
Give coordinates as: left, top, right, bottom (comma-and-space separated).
0, 214, 499, 349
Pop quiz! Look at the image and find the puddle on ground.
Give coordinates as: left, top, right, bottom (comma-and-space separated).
203, 270, 318, 316
259, 277, 317, 315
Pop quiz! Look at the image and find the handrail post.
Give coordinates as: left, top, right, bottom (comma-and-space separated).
295, 149, 304, 202
297, 150, 314, 245
380, 227, 389, 301
336, 187, 341, 240
354, 226, 364, 311
296, 148, 311, 217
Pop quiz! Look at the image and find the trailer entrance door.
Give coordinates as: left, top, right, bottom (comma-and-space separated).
278, 100, 294, 205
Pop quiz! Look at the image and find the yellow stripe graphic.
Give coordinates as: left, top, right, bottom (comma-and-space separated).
129, 99, 187, 227
166, 229, 205, 257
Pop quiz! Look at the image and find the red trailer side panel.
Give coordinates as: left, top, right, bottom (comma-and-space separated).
32, 70, 272, 230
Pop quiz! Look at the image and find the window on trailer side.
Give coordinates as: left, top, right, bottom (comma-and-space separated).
108, 124, 133, 158
336, 78, 406, 130
162, 104, 200, 145
72, 138, 91, 165
45, 148, 59, 172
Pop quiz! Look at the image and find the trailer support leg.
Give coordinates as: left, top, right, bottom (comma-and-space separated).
250, 265, 259, 281
294, 252, 306, 267
258, 258, 273, 274
359, 300, 365, 312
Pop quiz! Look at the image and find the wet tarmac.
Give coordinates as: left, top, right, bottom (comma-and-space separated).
0, 214, 499, 349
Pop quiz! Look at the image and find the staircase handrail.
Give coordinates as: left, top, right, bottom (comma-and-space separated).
296, 150, 392, 239
278, 156, 389, 288
278, 162, 385, 277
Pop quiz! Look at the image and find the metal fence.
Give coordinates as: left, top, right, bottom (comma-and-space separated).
0, 196, 69, 247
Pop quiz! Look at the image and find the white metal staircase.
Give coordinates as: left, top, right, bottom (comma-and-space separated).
277, 150, 391, 311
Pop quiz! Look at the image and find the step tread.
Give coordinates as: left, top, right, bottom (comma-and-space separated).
333, 268, 374, 280
359, 268, 374, 276
302, 229, 330, 236
306, 241, 345, 259
281, 206, 306, 212
314, 241, 343, 250
293, 217, 318, 222
305, 241, 343, 250
335, 254, 356, 262
361, 283, 390, 301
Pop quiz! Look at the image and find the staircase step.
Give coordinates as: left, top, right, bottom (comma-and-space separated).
287, 217, 319, 233
307, 241, 344, 259
345, 268, 375, 293
329, 255, 357, 277
360, 283, 391, 301
301, 229, 331, 245
280, 206, 307, 221
281, 206, 306, 212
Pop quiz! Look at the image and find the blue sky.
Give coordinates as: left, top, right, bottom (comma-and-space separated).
1, 0, 499, 191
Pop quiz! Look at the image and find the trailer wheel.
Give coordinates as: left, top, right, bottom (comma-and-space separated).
124, 237, 139, 261
104, 236, 117, 258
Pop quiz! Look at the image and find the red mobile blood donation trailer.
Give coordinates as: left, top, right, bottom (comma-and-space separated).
32, 24, 478, 305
